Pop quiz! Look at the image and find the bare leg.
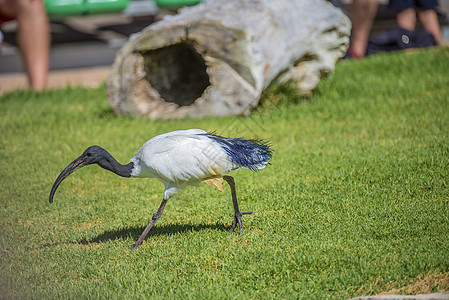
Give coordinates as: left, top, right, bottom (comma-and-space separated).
0, 0, 50, 91
223, 175, 253, 234
130, 198, 167, 249
348, 0, 379, 58
396, 8, 416, 31
17, 0, 50, 91
417, 8, 442, 45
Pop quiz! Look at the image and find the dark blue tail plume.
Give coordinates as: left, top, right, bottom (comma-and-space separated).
205, 133, 273, 170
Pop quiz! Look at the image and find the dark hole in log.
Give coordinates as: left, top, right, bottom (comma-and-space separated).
142, 42, 210, 106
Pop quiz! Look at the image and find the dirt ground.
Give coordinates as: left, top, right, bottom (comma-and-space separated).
0, 66, 111, 95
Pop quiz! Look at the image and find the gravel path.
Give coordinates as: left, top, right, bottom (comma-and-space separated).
0, 66, 111, 94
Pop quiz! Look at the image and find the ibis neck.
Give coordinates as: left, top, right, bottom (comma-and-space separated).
97, 150, 134, 178
112, 162, 134, 178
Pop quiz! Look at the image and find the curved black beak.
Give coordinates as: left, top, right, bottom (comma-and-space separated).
49, 156, 86, 203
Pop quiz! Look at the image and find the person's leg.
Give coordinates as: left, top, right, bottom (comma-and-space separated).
10, 0, 50, 91
348, 0, 379, 58
390, 0, 417, 31
396, 7, 416, 31
417, 8, 442, 45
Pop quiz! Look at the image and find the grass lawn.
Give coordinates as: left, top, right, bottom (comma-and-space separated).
1, 47, 448, 299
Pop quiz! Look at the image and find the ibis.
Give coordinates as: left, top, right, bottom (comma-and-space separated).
49, 129, 273, 249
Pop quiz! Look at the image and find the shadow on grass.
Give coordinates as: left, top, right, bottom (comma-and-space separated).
25, 222, 229, 251
78, 222, 229, 245
95, 107, 115, 119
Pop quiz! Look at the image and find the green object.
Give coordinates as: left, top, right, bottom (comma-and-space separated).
155, 0, 201, 10
1, 48, 449, 299
44, 0, 129, 17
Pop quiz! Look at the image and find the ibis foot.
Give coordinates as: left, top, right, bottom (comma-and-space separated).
129, 242, 141, 250
229, 211, 254, 234
128, 198, 168, 250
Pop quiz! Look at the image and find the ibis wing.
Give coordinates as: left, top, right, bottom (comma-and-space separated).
131, 134, 235, 184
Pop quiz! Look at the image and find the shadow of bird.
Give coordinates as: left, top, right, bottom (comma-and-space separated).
78, 222, 228, 245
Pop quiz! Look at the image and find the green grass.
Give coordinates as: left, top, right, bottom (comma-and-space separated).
1, 47, 448, 299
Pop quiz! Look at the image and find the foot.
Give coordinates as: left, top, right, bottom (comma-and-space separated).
229, 211, 254, 234
129, 242, 141, 250
345, 47, 363, 60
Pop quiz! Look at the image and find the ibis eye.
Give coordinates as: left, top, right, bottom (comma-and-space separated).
86, 153, 93, 157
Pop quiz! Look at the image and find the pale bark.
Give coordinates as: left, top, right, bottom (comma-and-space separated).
107, 0, 350, 119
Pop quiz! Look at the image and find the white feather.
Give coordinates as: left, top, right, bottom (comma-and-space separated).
130, 129, 237, 199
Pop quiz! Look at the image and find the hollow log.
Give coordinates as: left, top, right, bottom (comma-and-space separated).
107, 0, 350, 119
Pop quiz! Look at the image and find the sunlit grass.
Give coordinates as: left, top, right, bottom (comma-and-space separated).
1, 47, 448, 299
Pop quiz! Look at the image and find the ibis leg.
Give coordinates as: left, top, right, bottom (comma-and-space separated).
223, 175, 254, 234
130, 198, 167, 249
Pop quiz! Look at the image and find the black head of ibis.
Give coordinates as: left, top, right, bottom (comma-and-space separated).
49, 146, 132, 203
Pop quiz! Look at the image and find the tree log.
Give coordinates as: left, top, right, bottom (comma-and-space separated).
107, 0, 350, 119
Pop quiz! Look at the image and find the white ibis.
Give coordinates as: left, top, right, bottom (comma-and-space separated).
49, 129, 273, 249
